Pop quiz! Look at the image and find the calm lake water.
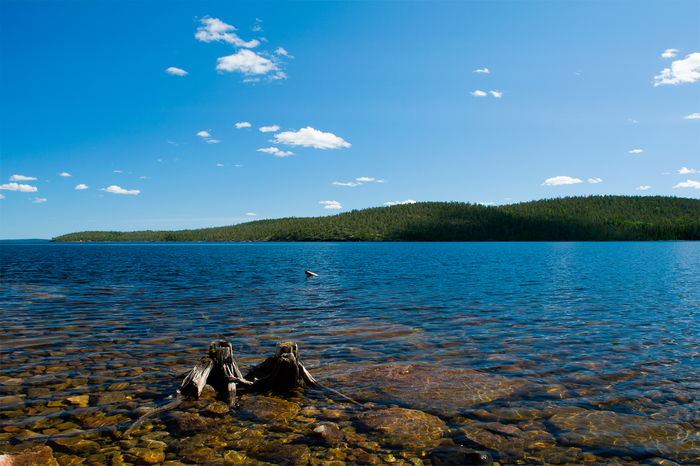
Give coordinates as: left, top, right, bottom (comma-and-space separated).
1, 242, 699, 465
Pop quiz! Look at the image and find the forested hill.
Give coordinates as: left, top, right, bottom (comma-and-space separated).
53, 196, 700, 242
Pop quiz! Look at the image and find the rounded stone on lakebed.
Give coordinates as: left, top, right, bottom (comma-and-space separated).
355, 407, 447, 448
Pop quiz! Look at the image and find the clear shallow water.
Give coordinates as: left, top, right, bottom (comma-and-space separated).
1, 242, 699, 465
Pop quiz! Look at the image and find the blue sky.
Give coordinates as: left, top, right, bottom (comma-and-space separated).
1, 1, 698, 239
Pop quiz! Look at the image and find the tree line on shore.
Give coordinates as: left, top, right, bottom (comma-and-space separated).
52, 195, 700, 242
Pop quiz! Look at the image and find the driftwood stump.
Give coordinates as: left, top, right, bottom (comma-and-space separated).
245, 341, 318, 392
124, 340, 319, 436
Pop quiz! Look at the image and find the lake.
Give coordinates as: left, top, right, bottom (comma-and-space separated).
1, 242, 699, 465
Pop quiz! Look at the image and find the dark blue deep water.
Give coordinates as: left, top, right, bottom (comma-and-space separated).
1, 242, 699, 464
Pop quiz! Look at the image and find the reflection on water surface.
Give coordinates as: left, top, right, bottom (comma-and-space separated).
1, 242, 699, 465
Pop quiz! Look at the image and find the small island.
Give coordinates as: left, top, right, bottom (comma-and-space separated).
52, 195, 700, 242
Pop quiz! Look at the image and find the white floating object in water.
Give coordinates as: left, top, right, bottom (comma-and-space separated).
305, 270, 319, 277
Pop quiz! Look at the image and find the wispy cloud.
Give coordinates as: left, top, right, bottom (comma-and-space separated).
474, 68, 489, 73
654, 52, 700, 86
636, 186, 652, 190
629, 119, 637, 123
165, 67, 188, 76
140, 176, 151, 179
259, 125, 280, 132
662, 48, 679, 59
235, 122, 251, 128
477, 202, 495, 206
100, 185, 140, 195
490, 90, 503, 98
673, 180, 700, 189
216, 164, 225, 167
588, 177, 603, 184
195, 16, 260, 48
0, 194, 5, 199
252, 25, 263, 32
31, 197, 47, 203
167, 140, 180, 146
0, 183, 38, 192
333, 181, 360, 187
235, 164, 243, 167
679, 167, 697, 174
384, 199, 416, 206
274, 47, 293, 58
683, 113, 700, 119
75, 184, 89, 190
541, 176, 583, 186
246, 212, 257, 216
205, 139, 221, 144
629, 149, 643, 154
257, 147, 294, 157
197, 131, 211, 138
320, 200, 342, 209
59, 172, 72, 177
9, 174, 37, 181
216, 50, 284, 81
356, 177, 385, 183
274, 127, 350, 149
114, 170, 123, 173
470, 90, 487, 97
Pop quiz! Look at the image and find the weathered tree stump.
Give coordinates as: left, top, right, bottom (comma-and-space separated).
245, 341, 318, 392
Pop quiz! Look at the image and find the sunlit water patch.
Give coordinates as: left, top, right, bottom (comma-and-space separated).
1, 242, 698, 465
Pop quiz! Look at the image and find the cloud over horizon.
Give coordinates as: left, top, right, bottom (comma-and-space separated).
384, 199, 416, 206
673, 180, 700, 189
588, 177, 603, 184
541, 176, 583, 186
636, 186, 652, 190
274, 127, 350, 149
320, 200, 342, 209
75, 184, 89, 190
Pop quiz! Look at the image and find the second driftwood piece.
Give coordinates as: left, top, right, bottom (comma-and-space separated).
245, 341, 318, 392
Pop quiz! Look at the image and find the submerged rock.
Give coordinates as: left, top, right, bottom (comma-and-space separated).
356, 407, 447, 449
237, 394, 300, 425
549, 406, 700, 461
0, 446, 58, 466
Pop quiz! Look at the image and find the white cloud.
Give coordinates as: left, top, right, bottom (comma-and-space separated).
167, 140, 179, 146
474, 68, 489, 73
114, 170, 123, 173
9, 174, 37, 181
384, 199, 416, 206
541, 176, 583, 186
195, 16, 259, 48
0, 183, 38, 192
140, 176, 151, 179
684, 113, 700, 119
673, 180, 700, 189
662, 48, 679, 59
629, 149, 643, 154
235, 164, 243, 167
679, 167, 697, 174
216, 164, 225, 167
0, 194, 4, 199
100, 185, 140, 195
320, 200, 342, 209
333, 181, 360, 187
274, 47, 293, 58
31, 197, 47, 203
59, 172, 72, 177
273, 127, 350, 149
252, 25, 263, 32
490, 90, 503, 98
636, 186, 652, 190
470, 90, 488, 97
259, 125, 280, 132
629, 119, 637, 123
205, 139, 221, 144
654, 52, 700, 86
216, 50, 279, 76
356, 177, 375, 182
235, 122, 251, 128
588, 177, 603, 184
246, 212, 256, 216
197, 131, 211, 138
477, 202, 495, 206
75, 184, 89, 190
165, 67, 188, 76
257, 147, 294, 157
